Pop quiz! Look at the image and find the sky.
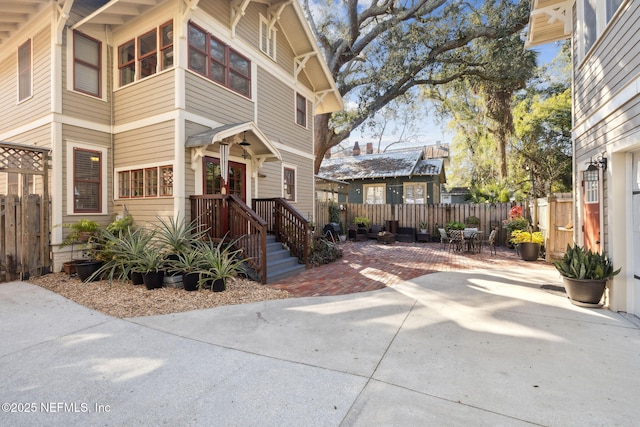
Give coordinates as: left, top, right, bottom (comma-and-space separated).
338, 42, 563, 154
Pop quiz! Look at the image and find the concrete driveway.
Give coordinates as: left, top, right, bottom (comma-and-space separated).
1, 268, 639, 426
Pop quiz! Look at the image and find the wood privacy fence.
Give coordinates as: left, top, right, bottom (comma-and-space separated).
0, 194, 50, 282
316, 194, 573, 258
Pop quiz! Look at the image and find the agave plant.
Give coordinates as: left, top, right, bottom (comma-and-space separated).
197, 237, 249, 290
154, 214, 208, 255
88, 226, 155, 282
553, 244, 621, 280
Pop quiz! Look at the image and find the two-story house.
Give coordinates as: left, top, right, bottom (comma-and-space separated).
0, 0, 342, 280
527, 0, 639, 317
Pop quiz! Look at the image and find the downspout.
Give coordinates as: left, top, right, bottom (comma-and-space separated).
106, 24, 116, 217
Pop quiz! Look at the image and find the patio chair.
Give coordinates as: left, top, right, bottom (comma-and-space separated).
481, 229, 497, 255
438, 228, 451, 249
448, 229, 465, 252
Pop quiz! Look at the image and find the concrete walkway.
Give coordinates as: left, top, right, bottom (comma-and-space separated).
1, 269, 639, 426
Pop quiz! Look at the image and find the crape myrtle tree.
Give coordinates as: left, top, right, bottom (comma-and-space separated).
303, 0, 532, 173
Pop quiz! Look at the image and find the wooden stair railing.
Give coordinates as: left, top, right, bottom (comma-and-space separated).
190, 194, 268, 283
253, 198, 310, 266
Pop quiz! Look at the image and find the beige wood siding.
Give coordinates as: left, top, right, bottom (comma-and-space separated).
0, 27, 51, 134
574, 5, 640, 125
198, 0, 230, 25
117, 198, 175, 227
62, 30, 111, 125
258, 153, 314, 218
114, 71, 175, 125
256, 67, 312, 152
113, 121, 175, 167
185, 72, 254, 123
1, 125, 51, 195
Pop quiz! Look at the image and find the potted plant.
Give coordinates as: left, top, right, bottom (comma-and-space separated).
419, 221, 429, 233
353, 216, 371, 229
198, 238, 248, 292
465, 216, 480, 228
553, 244, 621, 306
132, 244, 166, 290
166, 242, 209, 291
445, 220, 465, 231
510, 228, 544, 261
60, 219, 101, 246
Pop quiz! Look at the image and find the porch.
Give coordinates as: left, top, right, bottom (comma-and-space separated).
190, 195, 311, 283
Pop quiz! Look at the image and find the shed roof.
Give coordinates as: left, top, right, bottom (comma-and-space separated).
319, 150, 443, 181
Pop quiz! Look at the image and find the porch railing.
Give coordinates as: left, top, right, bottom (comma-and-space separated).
190, 195, 268, 283
253, 198, 310, 266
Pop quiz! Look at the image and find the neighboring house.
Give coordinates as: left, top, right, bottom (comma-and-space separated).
318, 146, 446, 205
0, 0, 341, 277
527, 0, 639, 316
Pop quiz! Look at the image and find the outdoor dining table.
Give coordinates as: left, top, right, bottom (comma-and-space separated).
463, 229, 483, 252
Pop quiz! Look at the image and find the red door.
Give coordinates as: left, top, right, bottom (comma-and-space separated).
203, 157, 246, 201
203, 157, 246, 236
583, 167, 600, 252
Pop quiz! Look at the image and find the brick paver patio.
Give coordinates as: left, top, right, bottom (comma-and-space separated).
268, 240, 556, 297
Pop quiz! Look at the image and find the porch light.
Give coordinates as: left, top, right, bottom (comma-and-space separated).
240, 131, 250, 159
586, 153, 607, 172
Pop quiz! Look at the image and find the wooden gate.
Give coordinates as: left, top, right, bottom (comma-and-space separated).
0, 142, 51, 281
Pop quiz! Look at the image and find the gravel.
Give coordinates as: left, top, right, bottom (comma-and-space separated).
28, 272, 291, 318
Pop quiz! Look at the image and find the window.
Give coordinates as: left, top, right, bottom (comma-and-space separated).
73, 31, 101, 97
118, 165, 173, 198
606, 0, 624, 22
118, 21, 173, 86
363, 184, 385, 204
259, 14, 276, 60
73, 148, 102, 213
138, 30, 157, 79
584, 168, 599, 204
188, 22, 251, 97
18, 39, 32, 101
283, 167, 296, 201
404, 183, 427, 204
296, 93, 307, 127
583, 0, 597, 54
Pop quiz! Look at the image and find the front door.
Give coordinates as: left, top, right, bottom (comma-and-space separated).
582, 166, 600, 252
203, 156, 246, 202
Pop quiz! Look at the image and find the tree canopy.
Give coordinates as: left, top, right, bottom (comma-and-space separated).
304, 0, 532, 172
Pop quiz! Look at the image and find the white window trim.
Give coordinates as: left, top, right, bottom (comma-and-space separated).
66, 141, 108, 215
114, 161, 175, 200
295, 92, 307, 128
363, 183, 386, 204
17, 38, 33, 104
259, 14, 277, 60
282, 164, 297, 202
403, 182, 428, 204
577, 0, 627, 62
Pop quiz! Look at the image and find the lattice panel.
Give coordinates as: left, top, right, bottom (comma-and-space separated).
0, 143, 48, 174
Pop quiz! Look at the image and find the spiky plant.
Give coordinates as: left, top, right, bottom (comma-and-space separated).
553, 244, 621, 280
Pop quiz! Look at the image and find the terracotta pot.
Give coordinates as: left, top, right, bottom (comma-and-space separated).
562, 277, 607, 305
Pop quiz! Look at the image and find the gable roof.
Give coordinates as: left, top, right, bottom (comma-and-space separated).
70, 0, 342, 114
318, 150, 444, 181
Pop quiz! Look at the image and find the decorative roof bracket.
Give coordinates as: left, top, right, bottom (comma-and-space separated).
190, 146, 206, 170
230, 0, 252, 38
531, 1, 572, 34
294, 52, 315, 79
267, 0, 291, 33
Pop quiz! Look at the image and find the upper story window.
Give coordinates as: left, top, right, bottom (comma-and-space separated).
18, 39, 32, 102
259, 14, 276, 60
580, 0, 625, 58
118, 21, 173, 86
188, 22, 251, 97
296, 93, 307, 127
73, 31, 101, 97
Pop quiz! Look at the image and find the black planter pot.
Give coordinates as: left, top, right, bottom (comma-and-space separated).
562, 277, 607, 306
212, 278, 226, 292
183, 272, 200, 291
130, 271, 144, 286
518, 242, 540, 261
76, 260, 103, 282
142, 271, 164, 290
